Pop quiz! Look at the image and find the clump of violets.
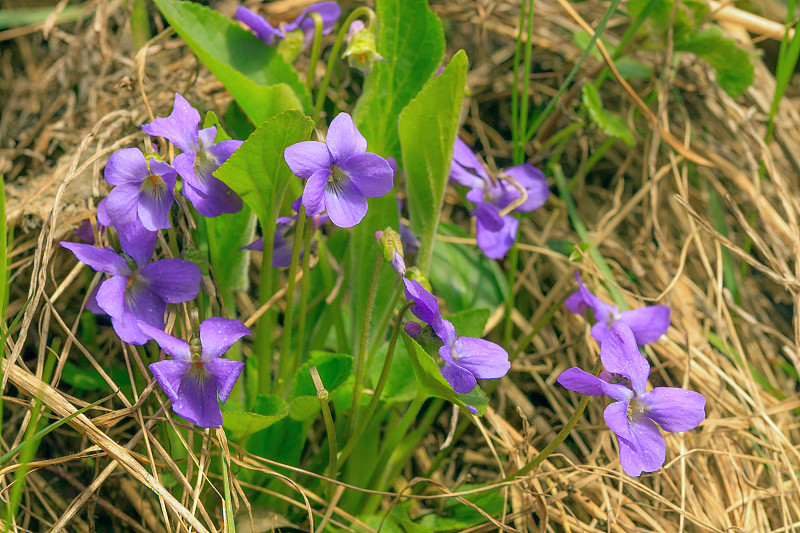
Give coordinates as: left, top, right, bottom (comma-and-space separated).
449, 138, 549, 259
103, 147, 177, 231
140, 316, 248, 428
241, 198, 329, 267
60, 225, 201, 345
566, 272, 670, 345
403, 278, 510, 395
142, 94, 243, 218
236, 2, 341, 51
284, 112, 394, 228
557, 322, 705, 476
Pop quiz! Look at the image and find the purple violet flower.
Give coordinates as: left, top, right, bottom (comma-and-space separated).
449, 138, 549, 259
565, 272, 670, 345
140, 318, 248, 428
142, 94, 243, 218
284, 113, 394, 228
60, 233, 201, 345
236, 2, 341, 49
403, 278, 510, 395
103, 148, 177, 231
557, 322, 706, 477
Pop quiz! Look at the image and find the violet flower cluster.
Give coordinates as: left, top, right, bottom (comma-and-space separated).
558, 322, 705, 476
403, 278, 510, 398
284, 112, 395, 228
449, 138, 549, 259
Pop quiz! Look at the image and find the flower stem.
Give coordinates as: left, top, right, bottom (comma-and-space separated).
502, 356, 601, 482
310, 365, 338, 499
503, 239, 519, 347
218, 431, 236, 533
311, 6, 376, 122
256, 214, 279, 396
306, 12, 324, 93
277, 207, 307, 396
293, 216, 315, 382
339, 301, 412, 466
348, 250, 383, 436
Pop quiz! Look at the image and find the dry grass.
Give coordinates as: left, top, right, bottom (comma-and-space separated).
2, 0, 800, 531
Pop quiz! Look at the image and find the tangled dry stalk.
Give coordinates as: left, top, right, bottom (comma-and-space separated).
1, 0, 799, 531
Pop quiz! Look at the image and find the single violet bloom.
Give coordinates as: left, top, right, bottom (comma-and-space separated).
449, 138, 549, 259
284, 112, 394, 228
142, 94, 243, 218
236, 1, 341, 49
403, 278, 510, 395
60, 230, 201, 345
104, 147, 177, 231
557, 322, 705, 477
141, 318, 248, 428
565, 271, 670, 345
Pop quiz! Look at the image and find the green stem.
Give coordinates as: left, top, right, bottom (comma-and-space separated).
294, 217, 315, 377
366, 394, 426, 489
515, 0, 535, 163
310, 366, 338, 499
339, 301, 412, 465
348, 251, 384, 436
312, 7, 376, 122
277, 208, 307, 396
502, 357, 601, 482
219, 438, 236, 533
503, 239, 519, 347
316, 238, 348, 353
306, 12, 325, 93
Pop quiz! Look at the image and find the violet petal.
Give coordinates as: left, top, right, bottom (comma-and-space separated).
323, 176, 367, 228
326, 113, 367, 163
618, 306, 671, 345
440, 360, 478, 394
450, 336, 510, 379
204, 358, 245, 403
95, 275, 128, 318
503, 164, 549, 213
338, 153, 394, 198
557, 367, 606, 396
476, 213, 518, 260
137, 321, 192, 361
236, 5, 283, 45
104, 148, 148, 186
140, 259, 201, 303
199, 317, 250, 360
60, 242, 130, 276
640, 387, 706, 432
285, 141, 333, 178
141, 93, 201, 153
600, 322, 650, 395
302, 169, 331, 215
619, 417, 666, 476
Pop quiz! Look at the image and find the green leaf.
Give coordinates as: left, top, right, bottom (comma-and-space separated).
353, 0, 445, 159
446, 308, 490, 339
402, 333, 488, 416
368, 339, 418, 404
400, 50, 468, 274
59, 360, 106, 391
289, 352, 353, 420
223, 395, 288, 438
676, 26, 754, 98
152, 0, 310, 122
417, 484, 504, 530
214, 110, 313, 229
430, 224, 508, 312
581, 82, 635, 146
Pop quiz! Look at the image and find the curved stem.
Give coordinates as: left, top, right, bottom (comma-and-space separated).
502, 356, 601, 482
348, 250, 383, 435
312, 6, 376, 122
339, 301, 412, 465
310, 365, 338, 499
306, 12, 324, 92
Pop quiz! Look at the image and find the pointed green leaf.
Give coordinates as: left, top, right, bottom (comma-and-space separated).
446, 308, 491, 339
214, 110, 313, 228
352, 0, 445, 158
222, 394, 288, 438
152, 0, 310, 122
289, 352, 353, 420
676, 26, 753, 98
402, 332, 489, 416
582, 82, 635, 146
400, 50, 468, 274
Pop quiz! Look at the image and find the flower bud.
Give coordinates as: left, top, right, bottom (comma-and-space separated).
375, 227, 405, 276
405, 267, 431, 292
342, 20, 384, 74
